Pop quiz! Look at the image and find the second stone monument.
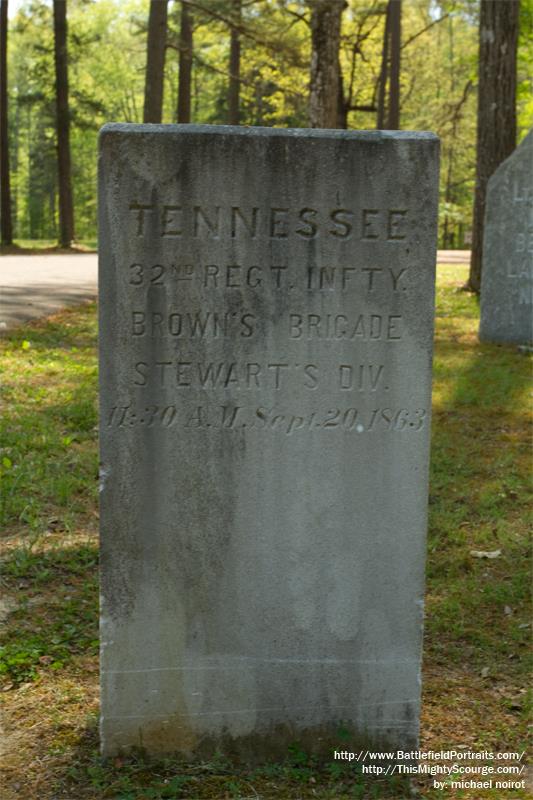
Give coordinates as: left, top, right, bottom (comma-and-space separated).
99, 124, 439, 760
479, 129, 533, 345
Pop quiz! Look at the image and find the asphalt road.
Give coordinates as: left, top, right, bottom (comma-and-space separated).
0, 253, 98, 331
0, 250, 469, 331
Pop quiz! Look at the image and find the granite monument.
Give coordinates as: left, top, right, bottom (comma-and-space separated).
479, 129, 533, 345
99, 124, 439, 760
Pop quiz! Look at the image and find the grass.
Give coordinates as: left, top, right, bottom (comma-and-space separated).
0, 266, 531, 799
0, 239, 97, 254
0, 544, 98, 684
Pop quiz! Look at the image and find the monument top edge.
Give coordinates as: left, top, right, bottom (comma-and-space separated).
99, 122, 439, 144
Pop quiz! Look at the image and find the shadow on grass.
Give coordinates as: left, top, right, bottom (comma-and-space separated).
3, 302, 98, 351
426, 336, 532, 671
430, 336, 531, 493
450, 339, 530, 410
0, 543, 99, 685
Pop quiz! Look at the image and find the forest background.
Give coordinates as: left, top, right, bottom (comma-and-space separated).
2, 0, 532, 252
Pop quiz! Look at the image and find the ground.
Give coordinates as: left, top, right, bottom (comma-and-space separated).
0, 262, 531, 799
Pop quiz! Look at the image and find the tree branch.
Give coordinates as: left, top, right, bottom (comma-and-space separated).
401, 13, 449, 50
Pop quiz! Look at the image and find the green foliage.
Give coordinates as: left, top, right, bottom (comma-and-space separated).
5, 0, 532, 247
517, 0, 533, 138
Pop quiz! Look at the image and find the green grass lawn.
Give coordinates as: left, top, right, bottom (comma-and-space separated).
0, 238, 98, 253
0, 267, 531, 799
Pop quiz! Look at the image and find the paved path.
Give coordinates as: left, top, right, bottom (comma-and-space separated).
0, 250, 469, 330
0, 253, 98, 330
437, 249, 470, 264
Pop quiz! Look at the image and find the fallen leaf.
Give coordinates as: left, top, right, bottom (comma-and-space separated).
481, 667, 490, 678
470, 549, 501, 559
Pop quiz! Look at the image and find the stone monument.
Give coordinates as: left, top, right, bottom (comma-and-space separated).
99, 124, 439, 760
479, 130, 533, 345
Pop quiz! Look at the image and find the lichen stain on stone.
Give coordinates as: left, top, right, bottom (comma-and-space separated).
113, 719, 414, 766
135, 714, 198, 756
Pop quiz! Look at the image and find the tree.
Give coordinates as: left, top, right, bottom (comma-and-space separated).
336, 1, 383, 128
308, 0, 345, 128
376, 1, 390, 129
1, 0, 13, 244
177, 0, 193, 123
377, 0, 402, 130
53, 0, 74, 247
4, 0, 529, 249
144, 0, 168, 123
228, 0, 241, 125
387, 0, 401, 129
468, 0, 519, 294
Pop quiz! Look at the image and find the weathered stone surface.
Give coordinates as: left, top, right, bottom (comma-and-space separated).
99, 124, 439, 761
479, 130, 533, 345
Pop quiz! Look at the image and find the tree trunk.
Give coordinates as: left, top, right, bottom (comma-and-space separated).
1, 0, 13, 245
177, 1, 193, 123
376, 0, 401, 130
337, 60, 347, 129
228, 0, 241, 125
376, 1, 390, 129
144, 0, 168, 123
387, 0, 401, 129
468, 0, 519, 294
308, 0, 345, 128
442, 146, 454, 248
53, 0, 74, 248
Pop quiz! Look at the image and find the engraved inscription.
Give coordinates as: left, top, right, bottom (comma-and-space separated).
130, 311, 403, 341
126, 262, 410, 294
506, 229, 533, 306
106, 403, 428, 434
519, 285, 532, 305
513, 181, 533, 205
515, 231, 533, 253
119, 192, 423, 436
306, 266, 407, 291
131, 360, 387, 392
132, 311, 256, 339
129, 202, 409, 241
289, 313, 402, 340
132, 361, 319, 390
128, 263, 289, 289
